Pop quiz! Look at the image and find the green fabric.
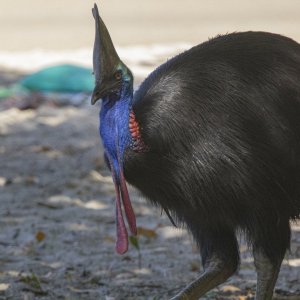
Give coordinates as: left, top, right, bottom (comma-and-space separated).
0, 84, 27, 99
20, 64, 94, 93
0, 87, 12, 98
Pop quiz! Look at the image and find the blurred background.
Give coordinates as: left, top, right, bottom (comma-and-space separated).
0, 1, 300, 299
1, 0, 300, 71
2, 0, 300, 50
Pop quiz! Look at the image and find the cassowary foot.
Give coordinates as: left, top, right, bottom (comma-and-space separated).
169, 258, 237, 300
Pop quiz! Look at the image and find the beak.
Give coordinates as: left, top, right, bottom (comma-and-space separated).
91, 3, 120, 104
91, 85, 101, 105
90, 83, 110, 105
91, 79, 122, 105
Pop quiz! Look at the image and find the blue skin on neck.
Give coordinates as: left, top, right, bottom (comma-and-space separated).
99, 73, 133, 183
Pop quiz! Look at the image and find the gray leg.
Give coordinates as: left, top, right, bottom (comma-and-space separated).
254, 249, 283, 300
170, 230, 239, 300
170, 256, 237, 300
252, 217, 290, 300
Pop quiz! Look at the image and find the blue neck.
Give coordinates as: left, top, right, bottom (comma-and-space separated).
99, 85, 133, 181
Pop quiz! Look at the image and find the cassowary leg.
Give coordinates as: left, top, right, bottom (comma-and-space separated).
253, 249, 282, 300
253, 218, 290, 300
170, 230, 239, 300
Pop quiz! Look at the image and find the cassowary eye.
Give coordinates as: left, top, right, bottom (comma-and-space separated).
114, 70, 122, 80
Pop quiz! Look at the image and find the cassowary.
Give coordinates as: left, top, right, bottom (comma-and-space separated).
91, 4, 300, 300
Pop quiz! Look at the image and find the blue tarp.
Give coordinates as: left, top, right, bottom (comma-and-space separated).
20, 64, 94, 93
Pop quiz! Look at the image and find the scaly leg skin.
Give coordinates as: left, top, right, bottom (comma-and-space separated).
170, 257, 236, 300
254, 249, 283, 300
170, 229, 239, 300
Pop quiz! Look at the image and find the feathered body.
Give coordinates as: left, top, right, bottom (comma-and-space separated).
91, 4, 300, 298
125, 31, 300, 263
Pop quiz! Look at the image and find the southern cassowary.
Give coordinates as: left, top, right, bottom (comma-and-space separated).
90, 4, 300, 300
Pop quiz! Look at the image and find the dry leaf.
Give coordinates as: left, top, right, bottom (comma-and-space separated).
31, 145, 52, 153
189, 260, 200, 272
35, 231, 46, 242
221, 285, 241, 293
137, 226, 157, 238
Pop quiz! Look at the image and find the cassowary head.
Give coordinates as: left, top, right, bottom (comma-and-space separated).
91, 3, 137, 255
91, 4, 133, 105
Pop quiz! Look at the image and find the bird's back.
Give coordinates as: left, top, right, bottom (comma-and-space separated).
133, 31, 300, 152
124, 31, 300, 228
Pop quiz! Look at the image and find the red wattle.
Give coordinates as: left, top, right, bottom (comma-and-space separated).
114, 181, 128, 254
131, 131, 138, 138
118, 163, 137, 235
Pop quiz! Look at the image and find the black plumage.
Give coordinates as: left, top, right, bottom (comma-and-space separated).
125, 32, 300, 299
126, 31, 300, 261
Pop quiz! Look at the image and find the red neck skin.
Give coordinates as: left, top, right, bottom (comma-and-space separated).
129, 110, 149, 152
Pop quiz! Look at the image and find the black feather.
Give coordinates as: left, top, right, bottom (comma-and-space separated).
124, 31, 300, 264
